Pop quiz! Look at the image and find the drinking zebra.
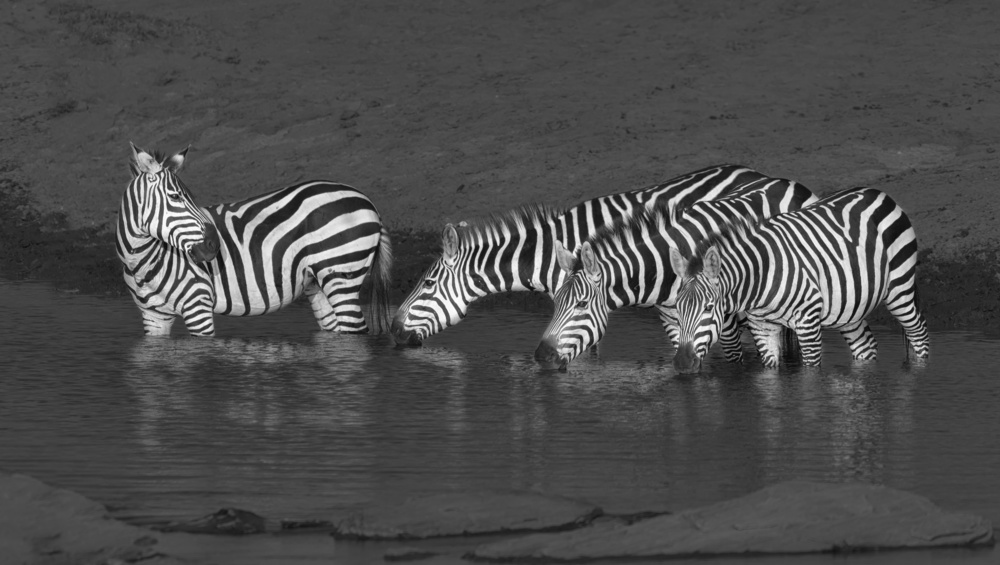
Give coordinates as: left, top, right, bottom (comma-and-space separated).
534, 177, 817, 369
116, 143, 392, 336
390, 164, 778, 348
669, 186, 930, 372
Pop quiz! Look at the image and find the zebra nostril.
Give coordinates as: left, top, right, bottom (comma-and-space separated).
534, 339, 561, 368
390, 318, 422, 346
673, 341, 701, 374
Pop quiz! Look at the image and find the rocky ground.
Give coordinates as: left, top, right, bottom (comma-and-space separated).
3, 0, 1000, 328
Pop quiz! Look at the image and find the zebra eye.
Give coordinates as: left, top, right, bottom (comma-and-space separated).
575, 300, 588, 309
423, 279, 436, 288
167, 192, 183, 201
704, 303, 715, 313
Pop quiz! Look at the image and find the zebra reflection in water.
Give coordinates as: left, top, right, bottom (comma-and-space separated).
125, 333, 381, 448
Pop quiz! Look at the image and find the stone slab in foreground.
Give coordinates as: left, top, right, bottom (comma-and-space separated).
0, 472, 166, 564
469, 481, 994, 561
333, 491, 602, 539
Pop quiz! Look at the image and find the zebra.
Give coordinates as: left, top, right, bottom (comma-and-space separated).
669, 186, 930, 372
116, 143, 392, 337
390, 164, 779, 348
533, 176, 817, 370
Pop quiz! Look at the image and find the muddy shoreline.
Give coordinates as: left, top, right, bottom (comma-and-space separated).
2, 177, 998, 331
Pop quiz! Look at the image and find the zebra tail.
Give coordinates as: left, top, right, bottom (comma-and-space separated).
366, 226, 393, 335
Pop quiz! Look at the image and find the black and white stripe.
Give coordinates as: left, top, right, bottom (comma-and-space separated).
390, 164, 773, 346
533, 177, 816, 369
669, 186, 930, 371
116, 144, 392, 336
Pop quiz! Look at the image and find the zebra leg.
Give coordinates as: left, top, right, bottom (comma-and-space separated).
305, 280, 339, 331
314, 268, 369, 333
180, 303, 216, 337
718, 313, 745, 363
655, 305, 680, 347
839, 319, 878, 360
883, 282, 931, 360
794, 323, 825, 366
747, 319, 783, 368
140, 308, 176, 337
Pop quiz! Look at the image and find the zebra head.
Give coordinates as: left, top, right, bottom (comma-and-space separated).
669, 246, 724, 373
126, 143, 219, 263
391, 223, 489, 346
534, 241, 609, 370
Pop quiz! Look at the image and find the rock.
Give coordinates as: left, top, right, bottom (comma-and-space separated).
383, 545, 439, 561
0, 472, 166, 564
280, 518, 335, 532
158, 507, 267, 535
333, 491, 602, 540
469, 481, 994, 561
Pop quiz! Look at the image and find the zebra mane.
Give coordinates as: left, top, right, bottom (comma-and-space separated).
684, 214, 761, 276
584, 205, 670, 258
454, 203, 565, 244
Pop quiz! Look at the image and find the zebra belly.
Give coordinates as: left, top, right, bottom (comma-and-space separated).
814, 257, 891, 329
211, 267, 309, 316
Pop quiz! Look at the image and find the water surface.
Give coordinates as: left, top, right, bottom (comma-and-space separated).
0, 281, 997, 563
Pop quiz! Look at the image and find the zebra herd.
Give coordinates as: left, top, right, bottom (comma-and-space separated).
117, 143, 930, 372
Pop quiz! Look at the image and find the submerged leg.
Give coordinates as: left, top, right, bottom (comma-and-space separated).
748, 319, 784, 368
884, 279, 931, 360
180, 299, 216, 337
794, 322, 825, 366
314, 266, 369, 333
305, 280, 338, 331
839, 319, 878, 360
140, 308, 176, 337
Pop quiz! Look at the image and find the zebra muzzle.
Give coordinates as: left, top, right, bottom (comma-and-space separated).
390, 318, 423, 347
672, 341, 703, 374
534, 339, 568, 371
188, 223, 220, 263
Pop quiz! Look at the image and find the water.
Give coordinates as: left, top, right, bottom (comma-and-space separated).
0, 280, 997, 564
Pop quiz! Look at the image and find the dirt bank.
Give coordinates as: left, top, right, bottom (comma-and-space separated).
2, 0, 999, 328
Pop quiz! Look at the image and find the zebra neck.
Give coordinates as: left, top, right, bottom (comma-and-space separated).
463, 215, 567, 294
601, 235, 674, 309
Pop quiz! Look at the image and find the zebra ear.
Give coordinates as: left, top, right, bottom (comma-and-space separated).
703, 246, 721, 280
669, 247, 688, 278
164, 146, 190, 173
130, 142, 160, 175
555, 240, 578, 273
441, 223, 460, 266
581, 242, 601, 282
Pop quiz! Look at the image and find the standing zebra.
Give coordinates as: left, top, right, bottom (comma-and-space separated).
390, 164, 776, 347
116, 143, 392, 336
533, 177, 816, 370
669, 186, 930, 372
